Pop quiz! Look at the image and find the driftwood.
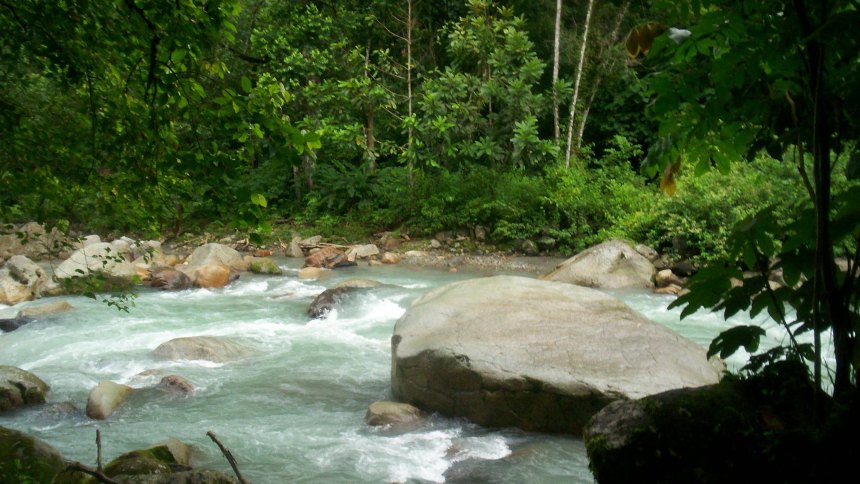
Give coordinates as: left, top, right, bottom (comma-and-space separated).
207, 430, 249, 484
300, 241, 351, 250
65, 461, 119, 484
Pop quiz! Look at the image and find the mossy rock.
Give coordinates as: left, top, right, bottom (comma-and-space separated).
104, 441, 191, 477
1, 366, 49, 412
0, 426, 66, 482
248, 257, 282, 275
584, 361, 829, 483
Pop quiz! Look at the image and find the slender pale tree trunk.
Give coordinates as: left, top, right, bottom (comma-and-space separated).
552, 0, 562, 141
406, 0, 414, 188
575, 0, 628, 150
564, 0, 594, 168
364, 44, 377, 172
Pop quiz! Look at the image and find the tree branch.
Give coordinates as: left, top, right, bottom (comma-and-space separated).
206, 431, 249, 484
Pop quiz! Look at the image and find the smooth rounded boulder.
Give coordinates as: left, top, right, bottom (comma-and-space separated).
153, 336, 251, 363
391, 276, 721, 434
542, 239, 656, 289
86, 380, 134, 420
0, 366, 49, 412
177, 243, 246, 288
365, 401, 425, 428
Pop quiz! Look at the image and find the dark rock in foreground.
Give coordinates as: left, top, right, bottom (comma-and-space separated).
584, 361, 844, 483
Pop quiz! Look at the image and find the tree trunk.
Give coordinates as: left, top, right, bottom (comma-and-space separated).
564, 0, 594, 168
552, 0, 562, 141
574, 1, 629, 150
406, 0, 414, 188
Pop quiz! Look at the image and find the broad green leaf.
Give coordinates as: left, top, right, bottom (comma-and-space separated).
241, 76, 252, 94
250, 193, 267, 208
707, 325, 766, 359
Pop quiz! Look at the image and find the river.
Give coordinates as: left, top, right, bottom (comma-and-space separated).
0, 259, 807, 482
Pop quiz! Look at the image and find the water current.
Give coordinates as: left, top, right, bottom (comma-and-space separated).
0, 259, 817, 482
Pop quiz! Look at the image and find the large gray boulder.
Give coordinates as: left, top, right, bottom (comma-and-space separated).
0, 255, 50, 305
54, 241, 136, 282
391, 276, 721, 434
153, 336, 251, 363
542, 239, 656, 289
1, 366, 50, 412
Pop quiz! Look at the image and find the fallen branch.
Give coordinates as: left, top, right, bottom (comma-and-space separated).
65, 461, 119, 484
207, 431, 249, 484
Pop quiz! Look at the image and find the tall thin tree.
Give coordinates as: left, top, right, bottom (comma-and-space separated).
564, 0, 594, 167
552, 0, 563, 141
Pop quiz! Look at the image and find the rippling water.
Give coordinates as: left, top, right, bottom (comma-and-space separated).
0, 260, 816, 482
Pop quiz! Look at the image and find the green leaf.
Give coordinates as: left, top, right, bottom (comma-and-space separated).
241, 76, 252, 94
250, 193, 267, 208
707, 325, 766, 359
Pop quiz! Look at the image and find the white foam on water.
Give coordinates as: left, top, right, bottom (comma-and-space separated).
337, 428, 462, 483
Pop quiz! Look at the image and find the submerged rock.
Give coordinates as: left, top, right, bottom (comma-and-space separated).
0, 316, 32, 333
364, 401, 425, 428
0, 366, 49, 412
542, 239, 656, 289
391, 276, 720, 434
16, 300, 74, 318
86, 380, 134, 420
248, 257, 283, 275
153, 336, 251, 363
157, 375, 195, 396
307, 285, 377, 319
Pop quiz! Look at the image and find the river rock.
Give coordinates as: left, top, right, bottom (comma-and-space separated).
150, 268, 193, 290
86, 380, 134, 419
308, 286, 370, 318
0, 366, 50, 412
103, 438, 194, 477
391, 276, 721, 434
157, 375, 195, 395
298, 266, 327, 280
153, 336, 251, 363
287, 236, 304, 258
0, 426, 68, 482
655, 268, 685, 288
336, 279, 383, 289
178, 243, 247, 288
304, 246, 349, 269
0, 255, 50, 305
364, 401, 425, 427
541, 239, 656, 289
381, 252, 402, 264
54, 241, 137, 284
347, 244, 380, 261
17, 300, 73, 318
249, 257, 283, 275
584, 361, 827, 483
0, 316, 32, 332
194, 264, 237, 288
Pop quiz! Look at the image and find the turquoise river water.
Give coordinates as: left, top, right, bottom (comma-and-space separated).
0, 259, 813, 482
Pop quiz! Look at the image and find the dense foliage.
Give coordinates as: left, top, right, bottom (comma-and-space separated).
3, 0, 857, 468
